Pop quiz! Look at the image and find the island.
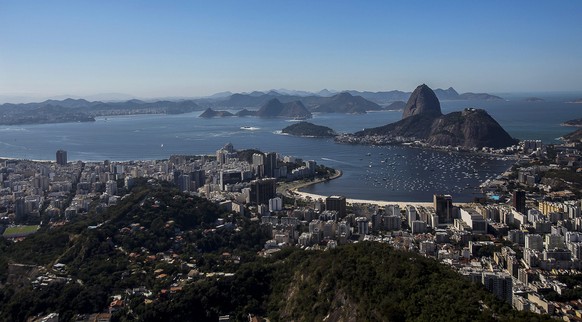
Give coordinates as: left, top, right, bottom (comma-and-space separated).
524, 97, 545, 102
198, 108, 234, 118
562, 118, 582, 127
566, 98, 582, 104
281, 121, 336, 137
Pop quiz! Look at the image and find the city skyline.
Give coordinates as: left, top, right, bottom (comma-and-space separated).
1, 1, 582, 102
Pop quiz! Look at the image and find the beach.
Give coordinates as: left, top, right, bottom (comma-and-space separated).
293, 189, 436, 208
289, 169, 469, 209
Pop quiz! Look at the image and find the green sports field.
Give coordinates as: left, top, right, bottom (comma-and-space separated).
3, 225, 40, 237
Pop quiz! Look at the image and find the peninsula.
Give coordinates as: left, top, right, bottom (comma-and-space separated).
337, 84, 518, 149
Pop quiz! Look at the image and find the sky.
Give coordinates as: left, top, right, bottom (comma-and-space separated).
1, 1, 581, 102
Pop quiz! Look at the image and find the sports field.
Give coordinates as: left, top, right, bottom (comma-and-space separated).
3, 225, 40, 237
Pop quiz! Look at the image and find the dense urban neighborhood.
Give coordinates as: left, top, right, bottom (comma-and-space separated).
0, 136, 581, 321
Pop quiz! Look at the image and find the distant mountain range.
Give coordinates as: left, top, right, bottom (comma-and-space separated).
198, 93, 379, 119
0, 86, 504, 125
207, 87, 502, 107
0, 99, 203, 125
200, 99, 312, 119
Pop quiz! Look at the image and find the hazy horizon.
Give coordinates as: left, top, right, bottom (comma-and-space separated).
1, 1, 581, 101
3, 87, 582, 105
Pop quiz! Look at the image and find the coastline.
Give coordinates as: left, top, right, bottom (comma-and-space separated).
291, 169, 469, 208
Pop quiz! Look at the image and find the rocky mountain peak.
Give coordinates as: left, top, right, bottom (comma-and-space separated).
402, 84, 442, 119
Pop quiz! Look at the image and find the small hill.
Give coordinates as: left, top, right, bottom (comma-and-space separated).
384, 100, 406, 110
219, 93, 277, 107
199, 108, 234, 118
563, 128, 582, 143
269, 243, 545, 321
432, 87, 503, 101
358, 113, 437, 139
281, 121, 336, 137
458, 92, 503, 100
427, 108, 518, 148
434, 87, 460, 100
312, 92, 381, 114
345, 90, 410, 104
256, 99, 312, 119
235, 109, 256, 117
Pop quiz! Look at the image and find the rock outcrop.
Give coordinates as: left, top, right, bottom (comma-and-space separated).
402, 84, 442, 119
427, 108, 517, 148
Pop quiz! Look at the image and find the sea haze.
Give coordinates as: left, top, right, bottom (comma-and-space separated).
0, 97, 580, 202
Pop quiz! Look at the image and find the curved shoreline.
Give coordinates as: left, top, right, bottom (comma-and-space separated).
291, 169, 457, 208
285, 169, 343, 192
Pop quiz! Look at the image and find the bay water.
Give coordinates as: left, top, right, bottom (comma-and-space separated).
1, 96, 580, 202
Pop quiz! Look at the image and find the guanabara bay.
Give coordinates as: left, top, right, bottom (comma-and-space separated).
2, 2, 582, 321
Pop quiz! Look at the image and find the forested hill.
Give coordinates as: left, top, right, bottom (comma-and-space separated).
0, 181, 550, 321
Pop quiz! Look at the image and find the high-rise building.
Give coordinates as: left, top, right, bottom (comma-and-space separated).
252, 153, 265, 178
356, 217, 369, 235
382, 215, 401, 231
222, 142, 234, 153
14, 197, 25, 222
249, 178, 276, 205
411, 220, 427, 234
190, 169, 206, 189
216, 149, 228, 165
177, 174, 191, 192
525, 234, 543, 251
406, 205, 417, 229
481, 272, 513, 304
434, 194, 453, 224
106, 180, 118, 195
264, 152, 277, 178
460, 208, 487, 234
513, 190, 526, 214
56, 150, 67, 166
268, 197, 283, 212
326, 195, 346, 218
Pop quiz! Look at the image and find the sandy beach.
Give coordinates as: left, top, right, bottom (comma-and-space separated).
293, 190, 435, 208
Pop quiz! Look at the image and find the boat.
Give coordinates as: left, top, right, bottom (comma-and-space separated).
240, 126, 260, 131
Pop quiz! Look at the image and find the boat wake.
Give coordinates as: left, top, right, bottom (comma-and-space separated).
321, 157, 356, 166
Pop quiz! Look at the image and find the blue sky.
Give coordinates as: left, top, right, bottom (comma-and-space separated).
1, 1, 581, 100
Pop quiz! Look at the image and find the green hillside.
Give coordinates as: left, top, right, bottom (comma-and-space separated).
0, 181, 551, 321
